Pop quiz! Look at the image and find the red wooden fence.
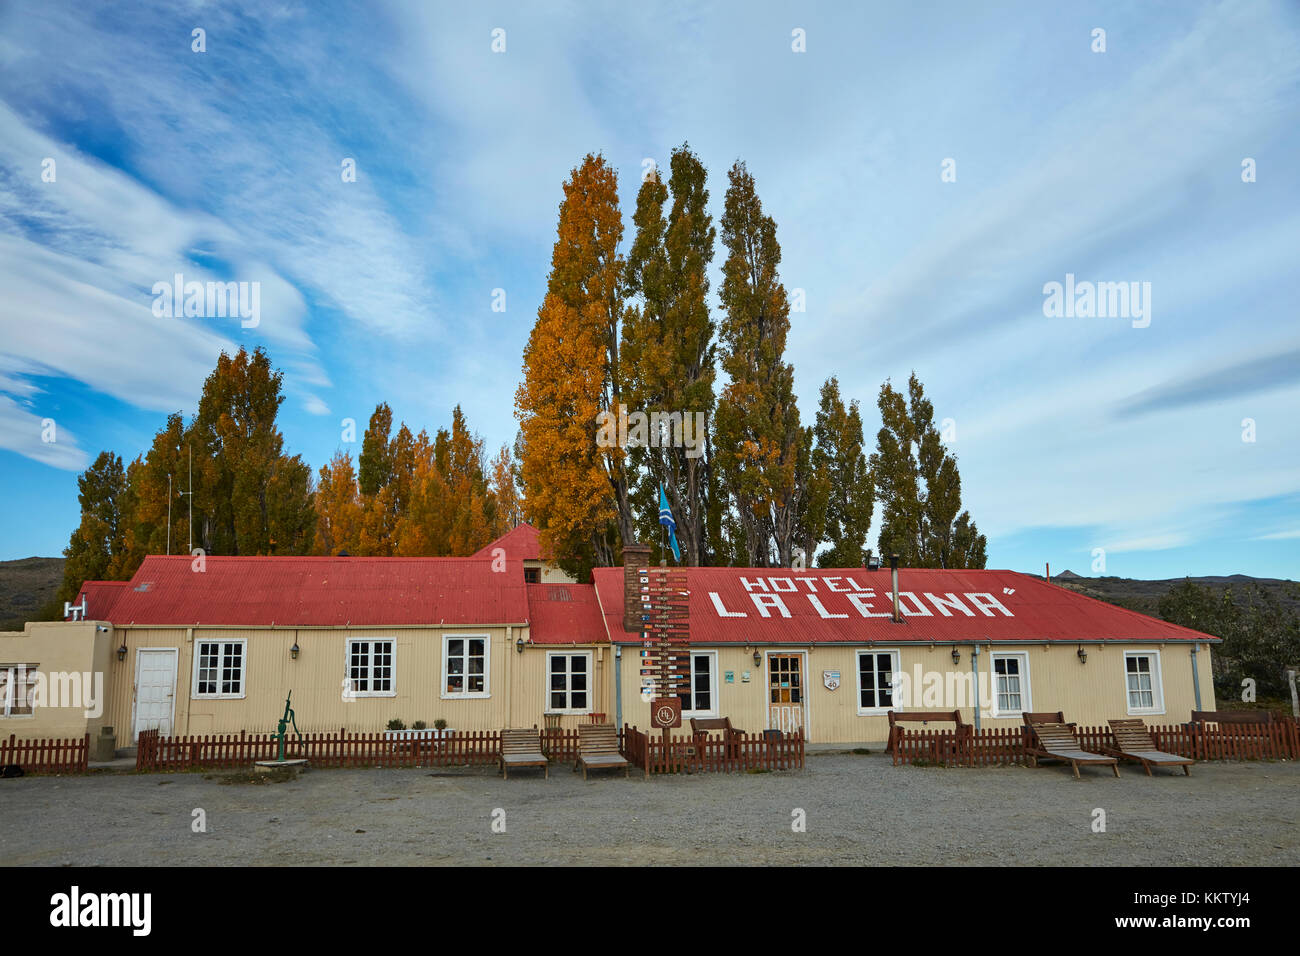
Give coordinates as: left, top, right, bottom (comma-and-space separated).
621, 724, 804, 775
893, 718, 1300, 767
135, 727, 586, 772
1, 733, 90, 774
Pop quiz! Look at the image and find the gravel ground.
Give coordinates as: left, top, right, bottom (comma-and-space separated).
2, 752, 1297, 866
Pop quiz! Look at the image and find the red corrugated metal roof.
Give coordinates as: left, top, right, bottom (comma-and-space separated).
106, 555, 529, 627
591, 567, 1219, 644
71, 580, 130, 621
472, 522, 549, 561
526, 583, 607, 644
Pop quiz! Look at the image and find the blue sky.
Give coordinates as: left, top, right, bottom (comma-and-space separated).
0, 0, 1297, 579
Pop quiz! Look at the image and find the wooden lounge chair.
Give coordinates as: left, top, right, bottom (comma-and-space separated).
1024, 717, 1120, 779
574, 723, 629, 780
1103, 718, 1192, 776
690, 716, 742, 759
500, 728, 548, 779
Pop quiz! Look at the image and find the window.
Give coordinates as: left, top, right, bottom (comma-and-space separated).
856, 650, 899, 713
443, 635, 489, 698
673, 652, 717, 716
990, 652, 1031, 717
523, 567, 541, 584
0, 664, 38, 718
346, 639, 395, 697
547, 652, 592, 713
192, 640, 246, 698
1125, 651, 1164, 715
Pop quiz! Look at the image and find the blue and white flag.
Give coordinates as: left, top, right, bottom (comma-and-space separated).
658, 484, 681, 562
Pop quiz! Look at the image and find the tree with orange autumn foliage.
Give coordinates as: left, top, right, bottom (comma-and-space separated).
516, 153, 633, 579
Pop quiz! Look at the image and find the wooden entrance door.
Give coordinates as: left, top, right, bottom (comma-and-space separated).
766, 653, 806, 736
133, 648, 177, 741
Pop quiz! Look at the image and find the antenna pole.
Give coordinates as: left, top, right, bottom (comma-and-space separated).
167, 474, 172, 555
187, 445, 193, 553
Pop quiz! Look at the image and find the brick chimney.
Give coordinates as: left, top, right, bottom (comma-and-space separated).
622, 543, 651, 634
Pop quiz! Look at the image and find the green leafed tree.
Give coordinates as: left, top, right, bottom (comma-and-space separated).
713, 160, 812, 567
1158, 580, 1300, 702
813, 376, 873, 567
870, 372, 985, 569
188, 347, 316, 556
58, 451, 130, 603
621, 144, 718, 565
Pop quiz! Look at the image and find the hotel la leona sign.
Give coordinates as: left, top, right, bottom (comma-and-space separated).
705, 576, 1018, 620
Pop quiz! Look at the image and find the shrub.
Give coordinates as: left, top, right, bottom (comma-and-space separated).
386, 718, 406, 731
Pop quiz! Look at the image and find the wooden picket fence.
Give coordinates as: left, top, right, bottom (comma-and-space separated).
893, 718, 1300, 767
1, 733, 90, 774
621, 724, 805, 775
135, 726, 585, 772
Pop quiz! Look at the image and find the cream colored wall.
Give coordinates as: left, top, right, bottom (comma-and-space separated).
104, 625, 613, 739
0, 621, 112, 741
616, 642, 1217, 745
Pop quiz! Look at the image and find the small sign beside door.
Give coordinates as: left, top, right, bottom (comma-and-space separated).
823, 670, 841, 691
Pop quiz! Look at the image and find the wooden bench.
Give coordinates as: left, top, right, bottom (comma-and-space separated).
1024, 716, 1119, 779
886, 710, 969, 754
500, 728, 548, 779
690, 716, 742, 758
574, 723, 629, 780
1103, 718, 1193, 776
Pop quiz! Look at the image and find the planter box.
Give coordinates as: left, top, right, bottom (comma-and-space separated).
384, 728, 455, 752
384, 728, 454, 741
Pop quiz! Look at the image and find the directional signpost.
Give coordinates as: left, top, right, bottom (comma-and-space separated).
640, 566, 690, 752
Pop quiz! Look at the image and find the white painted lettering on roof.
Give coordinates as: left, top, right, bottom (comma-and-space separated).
740, 576, 769, 592
925, 592, 975, 616
709, 591, 747, 618
847, 591, 892, 618
965, 592, 1014, 617
749, 593, 791, 618
806, 594, 848, 619
898, 592, 933, 616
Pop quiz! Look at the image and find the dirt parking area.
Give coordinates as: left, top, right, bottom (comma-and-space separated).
1, 752, 1297, 866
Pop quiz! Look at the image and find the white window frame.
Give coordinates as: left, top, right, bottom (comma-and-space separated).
344, 638, 396, 699
191, 639, 248, 700
855, 649, 900, 715
1124, 650, 1165, 716
441, 634, 490, 699
677, 650, 718, 718
0, 664, 38, 719
989, 651, 1032, 718
545, 650, 593, 714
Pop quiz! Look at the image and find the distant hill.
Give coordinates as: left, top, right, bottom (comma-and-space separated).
1043, 570, 1300, 617
0, 557, 65, 631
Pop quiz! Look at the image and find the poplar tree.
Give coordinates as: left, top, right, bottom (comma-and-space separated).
57, 451, 130, 602
621, 144, 717, 565
187, 347, 315, 556
870, 372, 986, 568
313, 451, 363, 555
516, 153, 632, 577
713, 160, 808, 566
813, 377, 873, 567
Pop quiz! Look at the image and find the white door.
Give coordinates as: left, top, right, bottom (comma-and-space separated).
134, 649, 177, 740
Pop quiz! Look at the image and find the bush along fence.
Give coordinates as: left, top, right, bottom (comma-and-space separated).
622, 725, 805, 775
893, 719, 1300, 767
1, 733, 90, 774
